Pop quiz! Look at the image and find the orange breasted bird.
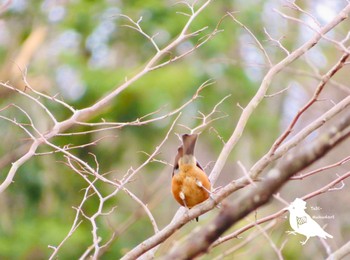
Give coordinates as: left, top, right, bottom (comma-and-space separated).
171, 134, 211, 221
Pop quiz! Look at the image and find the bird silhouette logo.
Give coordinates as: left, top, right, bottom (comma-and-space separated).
286, 198, 333, 245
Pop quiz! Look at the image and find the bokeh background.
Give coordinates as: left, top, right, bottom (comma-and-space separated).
0, 0, 349, 259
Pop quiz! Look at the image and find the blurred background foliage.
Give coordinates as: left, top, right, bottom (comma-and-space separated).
0, 0, 349, 259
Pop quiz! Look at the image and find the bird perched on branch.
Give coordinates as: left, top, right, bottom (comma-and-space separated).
286, 198, 333, 245
171, 134, 211, 221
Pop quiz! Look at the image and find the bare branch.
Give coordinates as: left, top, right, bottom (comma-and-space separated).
165, 110, 350, 259
269, 50, 350, 155
274, 7, 350, 54
212, 167, 350, 251
291, 155, 350, 180
190, 94, 231, 133
209, 3, 350, 186
227, 12, 273, 67
212, 220, 278, 260
303, 171, 350, 200
250, 94, 350, 180
119, 14, 160, 52
0, 81, 58, 124
0, 0, 215, 194
327, 240, 350, 260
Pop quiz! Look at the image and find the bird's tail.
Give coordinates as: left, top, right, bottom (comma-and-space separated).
182, 134, 198, 155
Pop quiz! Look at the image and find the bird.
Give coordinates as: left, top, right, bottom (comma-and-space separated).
171, 134, 211, 221
286, 198, 333, 245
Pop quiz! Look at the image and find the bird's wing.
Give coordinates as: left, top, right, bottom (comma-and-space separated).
297, 216, 307, 228
298, 214, 333, 238
172, 146, 183, 176
196, 161, 204, 171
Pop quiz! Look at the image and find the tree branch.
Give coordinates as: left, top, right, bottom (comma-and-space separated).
164, 110, 350, 259
327, 240, 350, 260
208, 3, 350, 186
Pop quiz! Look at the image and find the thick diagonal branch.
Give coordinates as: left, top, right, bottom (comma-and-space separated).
165, 110, 350, 259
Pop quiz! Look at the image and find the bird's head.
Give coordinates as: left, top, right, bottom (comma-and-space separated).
287, 198, 307, 212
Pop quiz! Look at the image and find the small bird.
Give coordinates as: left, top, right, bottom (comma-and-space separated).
171, 134, 211, 221
286, 198, 333, 245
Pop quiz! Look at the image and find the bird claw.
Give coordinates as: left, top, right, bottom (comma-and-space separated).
300, 237, 309, 245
